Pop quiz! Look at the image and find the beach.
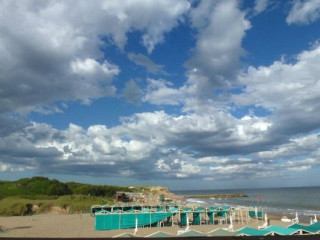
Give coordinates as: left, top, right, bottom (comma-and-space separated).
0, 187, 318, 238
0, 212, 305, 238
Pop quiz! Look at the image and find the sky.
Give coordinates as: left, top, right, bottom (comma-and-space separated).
1, 0, 320, 190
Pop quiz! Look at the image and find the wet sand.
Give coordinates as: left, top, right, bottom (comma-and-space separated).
0, 212, 307, 238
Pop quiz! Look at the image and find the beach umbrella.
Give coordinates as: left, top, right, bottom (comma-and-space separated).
178, 229, 205, 237
177, 214, 191, 235
113, 233, 140, 238
207, 228, 236, 236
236, 227, 269, 236
258, 213, 268, 230
229, 214, 234, 231
265, 213, 268, 224
293, 212, 299, 224
133, 217, 138, 235
265, 225, 300, 235
255, 206, 258, 223
186, 214, 190, 230
145, 231, 173, 238
315, 214, 318, 223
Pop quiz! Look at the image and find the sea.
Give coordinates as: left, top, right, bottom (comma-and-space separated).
172, 186, 320, 219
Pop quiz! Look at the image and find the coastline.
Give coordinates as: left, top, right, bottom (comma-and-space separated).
180, 193, 248, 199
178, 187, 320, 220
0, 190, 318, 238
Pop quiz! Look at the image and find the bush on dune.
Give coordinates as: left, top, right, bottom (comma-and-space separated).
0, 195, 113, 216
0, 177, 133, 216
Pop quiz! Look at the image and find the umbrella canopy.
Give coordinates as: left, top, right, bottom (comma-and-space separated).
145, 231, 174, 238
207, 228, 236, 236
236, 227, 270, 236
290, 222, 320, 234
309, 222, 320, 233
288, 223, 317, 234
113, 233, 140, 238
265, 225, 300, 235
178, 229, 206, 237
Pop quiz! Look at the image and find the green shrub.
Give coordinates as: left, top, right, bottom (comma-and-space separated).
0, 195, 114, 216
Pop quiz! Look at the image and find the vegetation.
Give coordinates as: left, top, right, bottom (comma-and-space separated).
0, 176, 131, 199
0, 195, 113, 216
66, 181, 130, 197
0, 177, 71, 199
0, 176, 134, 216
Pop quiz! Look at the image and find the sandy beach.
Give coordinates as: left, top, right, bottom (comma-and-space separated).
0, 212, 306, 238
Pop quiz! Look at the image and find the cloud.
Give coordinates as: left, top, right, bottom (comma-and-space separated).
71, 58, 119, 80
256, 133, 320, 161
127, 53, 168, 75
123, 79, 142, 105
1, 0, 320, 187
0, 108, 319, 183
0, 0, 189, 114
119, 111, 272, 157
253, 0, 269, 15
0, 163, 29, 172
286, 0, 320, 25
142, 0, 251, 112
186, 0, 251, 93
142, 78, 186, 105
234, 43, 320, 138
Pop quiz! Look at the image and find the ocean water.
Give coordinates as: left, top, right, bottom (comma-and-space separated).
172, 186, 320, 217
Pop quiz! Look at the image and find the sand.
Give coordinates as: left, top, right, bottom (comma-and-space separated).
0, 212, 306, 238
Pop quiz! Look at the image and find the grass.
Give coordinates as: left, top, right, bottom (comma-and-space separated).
0, 177, 165, 216
0, 177, 132, 200
0, 195, 114, 216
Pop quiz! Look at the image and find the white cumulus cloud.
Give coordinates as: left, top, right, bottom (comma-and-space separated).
287, 0, 320, 25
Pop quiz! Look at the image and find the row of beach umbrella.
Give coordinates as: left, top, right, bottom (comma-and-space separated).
114, 213, 320, 238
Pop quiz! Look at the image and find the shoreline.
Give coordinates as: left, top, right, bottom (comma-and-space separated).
180, 193, 320, 219
181, 193, 248, 199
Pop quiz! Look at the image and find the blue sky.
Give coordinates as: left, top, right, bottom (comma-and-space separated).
1, 0, 320, 190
